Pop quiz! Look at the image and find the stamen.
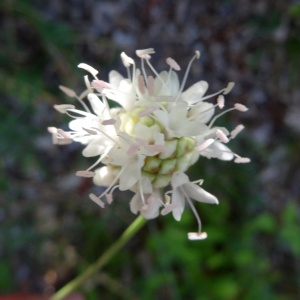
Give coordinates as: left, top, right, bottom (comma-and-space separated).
54, 104, 75, 114
106, 194, 113, 204
78, 63, 99, 77
136, 48, 155, 58
138, 75, 146, 94
102, 119, 116, 125
82, 127, 98, 135
197, 139, 215, 152
120, 52, 134, 67
234, 157, 251, 163
217, 95, 225, 109
188, 232, 207, 240
75, 94, 91, 113
208, 107, 237, 128
147, 76, 154, 96
166, 57, 181, 71
175, 51, 201, 102
181, 187, 203, 234
216, 129, 229, 143
234, 103, 248, 112
84, 76, 93, 91
57, 129, 72, 139
145, 59, 165, 85
231, 124, 244, 138
89, 193, 105, 208
92, 80, 112, 91
59, 85, 76, 98
76, 170, 95, 177
223, 82, 235, 95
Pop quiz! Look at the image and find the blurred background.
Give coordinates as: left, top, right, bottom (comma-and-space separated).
0, 0, 300, 299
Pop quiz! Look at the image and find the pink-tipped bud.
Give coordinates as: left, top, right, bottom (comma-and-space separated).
217, 95, 225, 109
166, 57, 181, 71
234, 103, 248, 112
231, 124, 245, 138
216, 129, 229, 143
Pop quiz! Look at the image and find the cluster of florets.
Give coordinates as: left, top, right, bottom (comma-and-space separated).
49, 48, 250, 240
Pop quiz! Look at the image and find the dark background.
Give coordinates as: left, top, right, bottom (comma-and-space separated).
0, 0, 299, 299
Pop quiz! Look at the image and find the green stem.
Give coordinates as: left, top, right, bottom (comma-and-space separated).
51, 215, 147, 300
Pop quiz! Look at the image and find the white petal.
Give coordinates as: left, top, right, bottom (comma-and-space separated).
171, 172, 190, 189
171, 189, 185, 221
181, 81, 209, 104
184, 183, 219, 204
82, 139, 106, 157
176, 121, 208, 137
188, 102, 215, 123
93, 166, 116, 187
130, 193, 142, 214
201, 141, 234, 160
140, 194, 161, 219
109, 70, 124, 89
87, 94, 105, 116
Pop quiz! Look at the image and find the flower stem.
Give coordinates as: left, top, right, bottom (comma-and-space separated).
50, 215, 147, 300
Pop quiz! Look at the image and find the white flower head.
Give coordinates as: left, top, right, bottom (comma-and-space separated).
51, 48, 250, 240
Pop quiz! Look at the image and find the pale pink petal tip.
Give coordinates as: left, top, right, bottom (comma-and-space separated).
188, 232, 208, 240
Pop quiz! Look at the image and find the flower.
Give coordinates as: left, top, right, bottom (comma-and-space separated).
49, 48, 250, 240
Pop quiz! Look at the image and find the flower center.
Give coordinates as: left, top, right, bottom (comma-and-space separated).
118, 107, 198, 188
